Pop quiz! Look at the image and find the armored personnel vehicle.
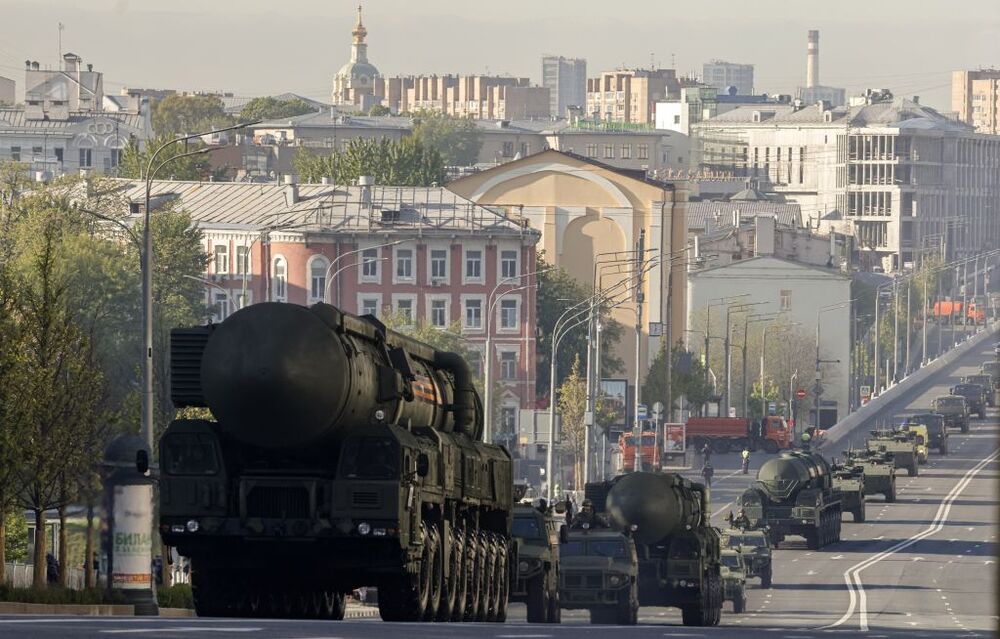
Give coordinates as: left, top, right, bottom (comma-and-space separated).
902, 413, 948, 454
159, 302, 514, 622
719, 550, 748, 613
558, 529, 639, 625
721, 528, 773, 587
963, 374, 995, 407
830, 460, 866, 522
867, 430, 918, 477
900, 424, 929, 464
738, 451, 842, 550
981, 362, 1000, 406
511, 501, 565, 623
845, 449, 896, 502
931, 395, 970, 432
585, 472, 723, 626
952, 383, 987, 419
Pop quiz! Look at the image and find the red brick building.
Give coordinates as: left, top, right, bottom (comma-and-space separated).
113, 178, 542, 444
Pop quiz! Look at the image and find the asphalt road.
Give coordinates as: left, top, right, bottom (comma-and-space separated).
1, 334, 996, 638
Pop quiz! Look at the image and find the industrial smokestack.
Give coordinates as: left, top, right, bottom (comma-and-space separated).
806, 30, 819, 89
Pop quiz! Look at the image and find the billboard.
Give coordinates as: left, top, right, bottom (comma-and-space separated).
600, 378, 629, 434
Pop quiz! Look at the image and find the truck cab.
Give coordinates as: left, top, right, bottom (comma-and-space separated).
930, 395, 970, 432
951, 383, 987, 419
620, 430, 659, 472
558, 529, 639, 625
511, 502, 565, 623
903, 413, 948, 454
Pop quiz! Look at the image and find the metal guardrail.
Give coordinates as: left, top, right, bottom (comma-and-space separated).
3, 562, 85, 590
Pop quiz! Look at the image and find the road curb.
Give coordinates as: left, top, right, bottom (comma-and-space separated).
346, 604, 380, 619
0, 602, 135, 616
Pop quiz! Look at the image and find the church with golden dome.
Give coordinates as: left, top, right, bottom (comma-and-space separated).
330, 5, 381, 109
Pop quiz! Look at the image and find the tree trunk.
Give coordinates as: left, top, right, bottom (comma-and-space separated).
32, 508, 45, 588
58, 505, 68, 588
0, 505, 6, 585
84, 503, 95, 588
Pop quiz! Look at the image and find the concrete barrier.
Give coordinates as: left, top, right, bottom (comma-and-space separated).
821, 323, 998, 449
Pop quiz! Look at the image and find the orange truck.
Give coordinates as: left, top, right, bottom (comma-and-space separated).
620, 430, 659, 472
932, 300, 985, 324
685, 415, 792, 454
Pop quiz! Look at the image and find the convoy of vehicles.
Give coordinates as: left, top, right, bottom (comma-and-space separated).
952, 383, 988, 418
902, 413, 949, 454
963, 374, 995, 407
867, 430, 919, 477
719, 550, 748, 613
844, 449, 897, 502
930, 394, 970, 432
557, 529, 639, 625
721, 528, 773, 588
830, 459, 867, 522
511, 501, 565, 623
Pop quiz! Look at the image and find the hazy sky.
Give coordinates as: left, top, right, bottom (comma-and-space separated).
1, 0, 997, 111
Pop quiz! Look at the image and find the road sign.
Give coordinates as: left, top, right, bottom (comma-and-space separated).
652, 401, 664, 418
795, 388, 807, 399
648, 322, 663, 337
768, 401, 776, 415
637, 403, 648, 419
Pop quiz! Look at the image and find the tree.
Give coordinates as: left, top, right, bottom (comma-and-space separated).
641, 342, 714, 415
3, 511, 28, 563
557, 356, 588, 489
118, 135, 211, 181
411, 110, 483, 167
368, 104, 391, 117
293, 137, 446, 186
151, 94, 231, 138
240, 96, 315, 122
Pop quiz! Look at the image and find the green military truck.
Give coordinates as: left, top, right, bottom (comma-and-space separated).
719, 550, 748, 613
721, 528, 773, 588
867, 430, 919, 477
558, 529, 639, 625
902, 413, 949, 454
963, 374, 995, 408
738, 451, 843, 550
830, 460, 866, 522
586, 472, 723, 626
981, 361, 1000, 407
845, 449, 896, 502
511, 501, 565, 623
952, 383, 987, 419
931, 394, 970, 433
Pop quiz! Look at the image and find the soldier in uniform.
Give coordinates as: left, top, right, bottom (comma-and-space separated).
570, 499, 607, 529
733, 508, 751, 529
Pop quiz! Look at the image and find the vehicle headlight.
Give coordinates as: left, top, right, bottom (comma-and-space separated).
185, 519, 200, 533
519, 560, 530, 572
609, 575, 621, 586
357, 522, 371, 536
679, 579, 688, 587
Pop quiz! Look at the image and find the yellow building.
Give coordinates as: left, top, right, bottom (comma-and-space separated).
952, 69, 1000, 135
449, 149, 688, 386
586, 69, 680, 124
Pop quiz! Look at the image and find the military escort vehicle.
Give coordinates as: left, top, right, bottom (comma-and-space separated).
845, 449, 896, 502
719, 549, 748, 613
931, 394, 970, 432
830, 459, 866, 522
867, 429, 919, 477
511, 498, 565, 623
721, 528, 773, 588
558, 528, 639, 625
902, 413, 948, 454
952, 383, 987, 419
963, 374, 995, 408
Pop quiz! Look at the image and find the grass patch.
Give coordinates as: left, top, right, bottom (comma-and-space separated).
0, 585, 125, 605
157, 584, 193, 609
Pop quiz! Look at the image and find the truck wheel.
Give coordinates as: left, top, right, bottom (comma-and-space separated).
713, 439, 730, 454
616, 589, 637, 625
854, 504, 866, 523
437, 529, 459, 621
462, 531, 481, 621
423, 525, 443, 621
191, 559, 235, 617
495, 537, 510, 623
323, 591, 347, 620
449, 530, 467, 622
940, 443, 948, 455
379, 525, 433, 622
545, 571, 560, 623
886, 483, 896, 503
526, 574, 547, 623
761, 565, 772, 588
805, 528, 819, 550
476, 533, 495, 622
733, 590, 746, 613
763, 439, 779, 454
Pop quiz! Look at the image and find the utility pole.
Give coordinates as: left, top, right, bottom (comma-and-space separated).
904, 280, 911, 376
632, 230, 645, 472
922, 266, 928, 365
892, 277, 899, 383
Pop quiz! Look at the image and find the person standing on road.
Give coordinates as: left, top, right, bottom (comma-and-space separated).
701, 442, 712, 464
701, 462, 714, 487
741, 447, 751, 474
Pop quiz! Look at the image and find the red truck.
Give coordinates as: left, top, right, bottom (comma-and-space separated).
685, 415, 792, 454
620, 423, 687, 471
932, 300, 985, 324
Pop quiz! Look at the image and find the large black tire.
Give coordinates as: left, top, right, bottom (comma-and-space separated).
805, 528, 819, 550
378, 525, 432, 622
545, 570, 560, 623
681, 572, 721, 626
191, 558, 236, 617
908, 463, 918, 477
422, 525, 443, 621
616, 588, 638, 625
854, 504, 866, 523
462, 531, 482, 621
449, 530, 468, 622
323, 591, 347, 620
886, 483, 896, 503
486, 534, 502, 622
495, 537, 510, 623
437, 529, 460, 621
525, 574, 547, 623
760, 565, 772, 588
476, 534, 495, 622
733, 590, 746, 613
763, 439, 780, 454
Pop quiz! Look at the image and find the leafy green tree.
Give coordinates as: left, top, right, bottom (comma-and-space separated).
118, 135, 211, 181
151, 94, 231, 138
411, 110, 483, 166
293, 137, 445, 186
367, 104, 391, 117
641, 342, 714, 415
3, 511, 28, 563
239, 96, 315, 122
557, 355, 617, 489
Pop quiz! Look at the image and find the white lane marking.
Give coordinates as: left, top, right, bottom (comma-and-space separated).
822, 449, 999, 632
712, 500, 734, 518
831, 555, 844, 559
102, 630, 261, 635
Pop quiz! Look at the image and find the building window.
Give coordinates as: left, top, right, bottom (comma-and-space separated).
110, 148, 122, 168
213, 244, 229, 275
430, 248, 448, 281
361, 248, 379, 281
359, 296, 380, 317
586, 144, 598, 158
604, 144, 614, 159
500, 250, 518, 280
464, 298, 483, 329
309, 257, 328, 302
31, 146, 42, 157
637, 144, 649, 160
212, 291, 229, 323
10, 146, 20, 162
430, 298, 448, 327
394, 297, 415, 325
780, 289, 792, 311
621, 144, 631, 159
272, 256, 287, 301
395, 248, 413, 280
235, 245, 250, 275
519, 142, 529, 156
465, 249, 483, 281
79, 148, 92, 167
674, 115, 681, 124
499, 298, 518, 330
500, 351, 517, 379
502, 141, 514, 158
54, 148, 64, 163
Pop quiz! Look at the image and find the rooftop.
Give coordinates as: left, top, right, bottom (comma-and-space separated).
0, 108, 146, 134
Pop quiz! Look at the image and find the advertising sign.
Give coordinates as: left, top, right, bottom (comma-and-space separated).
111, 484, 153, 589
599, 379, 629, 432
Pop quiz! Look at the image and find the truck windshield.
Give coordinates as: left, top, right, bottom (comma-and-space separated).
561, 541, 586, 557
721, 554, 742, 569
163, 433, 219, 475
339, 437, 398, 479
588, 540, 627, 558
936, 397, 963, 407
513, 517, 543, 540
640, 436, 656, 447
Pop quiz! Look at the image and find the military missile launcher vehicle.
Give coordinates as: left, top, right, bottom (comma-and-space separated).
738, 451, 842, 550
830, 460, 866, 522
558, 528, 639, 625
511, 499, 565, 623
719, 550, 748, 613
844, 449, 896, 502
158, 302, 514, 622
867, 430, 918, 477
721, 528, 773, 587
585, 472, 723, 626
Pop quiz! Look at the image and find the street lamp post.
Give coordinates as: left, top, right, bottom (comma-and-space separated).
324, 239, 404, 305
814, 299, 854, 429
704, 294, 749, 390
760, 322, 796, 420
724, 301, 769, 417
741, 314, 778, 418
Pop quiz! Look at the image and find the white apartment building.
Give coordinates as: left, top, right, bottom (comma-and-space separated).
691, 91, 1000, 271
